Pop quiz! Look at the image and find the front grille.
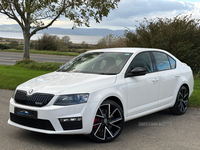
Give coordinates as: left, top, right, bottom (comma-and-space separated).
10, 113, 55, 131
14, 90, 54, 107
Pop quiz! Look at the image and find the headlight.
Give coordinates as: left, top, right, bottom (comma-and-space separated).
54, 94, 89, 106
12, 90, 17, 98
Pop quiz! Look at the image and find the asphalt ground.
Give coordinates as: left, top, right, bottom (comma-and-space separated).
0, 51, 74, 65
0, 89, 200, 150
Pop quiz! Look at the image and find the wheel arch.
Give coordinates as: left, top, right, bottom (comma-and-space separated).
104, 96, 124, 113
181, 83, 190, 94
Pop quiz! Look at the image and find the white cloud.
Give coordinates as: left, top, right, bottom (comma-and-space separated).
86, 0, 198, 30
0, 0, 200, 30
0, 15, 16, 24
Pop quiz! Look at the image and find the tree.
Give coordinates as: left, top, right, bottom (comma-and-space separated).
81, 41, 88, 48
97, 34, 125, 48
62, 36, 71, 46
36, 33, 61, 51
124, 15, 200, 73
0, 0, 120, 59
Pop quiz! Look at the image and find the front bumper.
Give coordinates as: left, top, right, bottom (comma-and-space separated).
8, 98, 98, 134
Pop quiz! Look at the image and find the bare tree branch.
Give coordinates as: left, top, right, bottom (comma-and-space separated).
30, 10, 63, 37
9, 3, 24, 29
13, 0, 26, 22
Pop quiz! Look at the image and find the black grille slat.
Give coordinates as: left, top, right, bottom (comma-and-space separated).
10, 113, 55, 131
14, 90, 54, 107
40, 95, 46, 103
14, 90, 27, 104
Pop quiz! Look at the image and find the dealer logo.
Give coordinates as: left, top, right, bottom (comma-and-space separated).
17, 110, 29, 116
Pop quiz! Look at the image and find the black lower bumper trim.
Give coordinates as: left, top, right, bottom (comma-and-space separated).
10, 113, 55, 131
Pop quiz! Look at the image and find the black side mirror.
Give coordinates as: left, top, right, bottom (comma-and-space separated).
126, 67, 147, 77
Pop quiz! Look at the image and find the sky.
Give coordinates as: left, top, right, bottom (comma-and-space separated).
0, 0, 200, 30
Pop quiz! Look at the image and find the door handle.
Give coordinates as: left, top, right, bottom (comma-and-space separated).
175, 74, 180, 77
152, 78, 159, 82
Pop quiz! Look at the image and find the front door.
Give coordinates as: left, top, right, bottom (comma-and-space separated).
125, 52, 159, 117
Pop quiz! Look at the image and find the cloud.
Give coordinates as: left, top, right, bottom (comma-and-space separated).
0, 0, 199, 30
0, 15, 16, 24
110, 0, 194, 19
87, 0, 196, 30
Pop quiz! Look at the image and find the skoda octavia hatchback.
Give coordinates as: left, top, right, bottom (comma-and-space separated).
8, 48, 194, 142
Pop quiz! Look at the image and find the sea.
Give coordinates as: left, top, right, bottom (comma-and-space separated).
0, 31, 103, 44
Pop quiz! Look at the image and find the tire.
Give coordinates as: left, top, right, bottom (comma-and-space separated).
170, 86, 189, 115
89, 100, 124, 142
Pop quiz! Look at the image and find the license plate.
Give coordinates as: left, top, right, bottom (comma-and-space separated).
14, 107, 37, 119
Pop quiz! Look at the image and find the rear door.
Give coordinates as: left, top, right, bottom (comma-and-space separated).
152, 52, 179, 106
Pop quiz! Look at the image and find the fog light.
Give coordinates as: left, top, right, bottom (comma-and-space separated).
59, 117, 82, 122
63, 118, 70, 122
59, 117, 82, 130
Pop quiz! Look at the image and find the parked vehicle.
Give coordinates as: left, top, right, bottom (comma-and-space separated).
8, 48, 194, 142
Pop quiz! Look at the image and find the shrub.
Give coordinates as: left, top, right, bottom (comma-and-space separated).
36, 33, 61, 51
124, 15, 200, 73
0, 43, 10, 49
16, 45, 23, 50
9, 41, 18, 49
97, 34, 125, 49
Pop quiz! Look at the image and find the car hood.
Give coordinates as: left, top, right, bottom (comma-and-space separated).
17, 72, 117, 95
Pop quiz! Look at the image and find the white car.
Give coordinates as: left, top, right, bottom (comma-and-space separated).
8, 48, 194, 142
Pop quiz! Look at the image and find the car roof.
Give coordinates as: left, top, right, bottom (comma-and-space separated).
88, 47, 167, 54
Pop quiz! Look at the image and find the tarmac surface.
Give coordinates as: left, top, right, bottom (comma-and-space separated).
0, 51, 74, 65
0, 89, 200, 150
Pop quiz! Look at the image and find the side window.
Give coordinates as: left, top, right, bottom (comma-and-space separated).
168, 56, 176, 69
128, 52, 153, 73
153, 52, 170, 71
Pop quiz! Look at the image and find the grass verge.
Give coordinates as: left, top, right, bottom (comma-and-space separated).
15, 59, 64, 71
0, 65, 50, 90
0, 49, 79, 56
0, 63, 199, 107
189, 78, 200, 107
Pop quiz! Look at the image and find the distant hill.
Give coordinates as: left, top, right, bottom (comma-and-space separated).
0, 24, 124, 37
0, 24, 21, 32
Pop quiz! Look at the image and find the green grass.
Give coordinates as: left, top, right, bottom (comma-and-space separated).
0, 63, 199, 107
0, 49, 79, 56
189, 78, 200, 107
15, 59, 64, 71
0, 65, 50, 90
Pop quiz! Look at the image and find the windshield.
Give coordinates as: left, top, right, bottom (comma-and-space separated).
57, 52, 132, 75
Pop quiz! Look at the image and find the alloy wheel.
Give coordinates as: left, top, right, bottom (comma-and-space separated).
170, 86, 189, 115
177, 86, 189, 113
90, 100, 124, 142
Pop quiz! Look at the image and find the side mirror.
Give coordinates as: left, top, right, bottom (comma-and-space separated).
126, 67, 147, 77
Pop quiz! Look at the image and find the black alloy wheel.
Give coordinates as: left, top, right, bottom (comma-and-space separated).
170, 86, 189, 115
89, 100, 124, 142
